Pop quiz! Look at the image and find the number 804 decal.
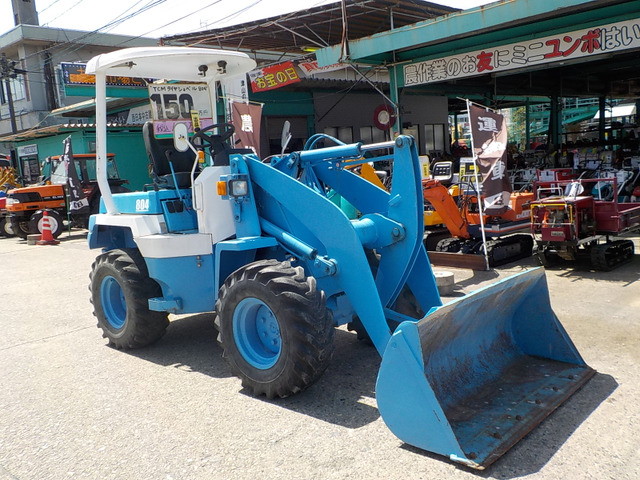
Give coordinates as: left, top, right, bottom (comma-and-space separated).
135, 198, 150, 212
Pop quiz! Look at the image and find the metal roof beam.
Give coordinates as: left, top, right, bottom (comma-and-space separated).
315, 0, 627, 66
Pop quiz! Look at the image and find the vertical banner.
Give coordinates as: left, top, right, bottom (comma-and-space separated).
468, 104, 512, 215
62, 136, 89, 214
231, 102, 263, 158
221, 75, 250, 123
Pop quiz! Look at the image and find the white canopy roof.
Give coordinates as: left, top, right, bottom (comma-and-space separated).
85, 46, 256, 82
88, 46, 256, 215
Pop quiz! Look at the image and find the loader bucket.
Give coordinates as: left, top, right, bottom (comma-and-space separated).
376, 268, 594, 469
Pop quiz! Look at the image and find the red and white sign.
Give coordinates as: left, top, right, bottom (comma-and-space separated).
297, 60, 345, 77
404, 18, 640, 87
249, 61, 301, 92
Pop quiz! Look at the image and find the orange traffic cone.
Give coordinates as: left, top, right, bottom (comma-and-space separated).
36, 210, 60, 246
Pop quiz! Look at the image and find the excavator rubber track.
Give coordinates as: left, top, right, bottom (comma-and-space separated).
590, 239, 635, 271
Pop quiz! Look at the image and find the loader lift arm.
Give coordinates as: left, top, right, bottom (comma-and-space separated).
246, 136, 442, 355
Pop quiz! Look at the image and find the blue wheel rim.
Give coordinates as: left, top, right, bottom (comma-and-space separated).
100, 275, 126, 329
233, 298, 281, 369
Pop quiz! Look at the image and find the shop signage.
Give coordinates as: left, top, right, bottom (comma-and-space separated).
297, 60, 345, 77
249, 61, 300, 92
60, 63, 146, 87
404, 18, 640, 87
17, 144, 38, 157
148, 83, 213, 135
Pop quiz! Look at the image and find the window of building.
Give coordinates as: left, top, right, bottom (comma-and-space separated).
423, 123, 446, 156
0, 76, 26, 104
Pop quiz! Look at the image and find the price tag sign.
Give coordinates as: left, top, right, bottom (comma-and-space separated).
148, 83, 213, 136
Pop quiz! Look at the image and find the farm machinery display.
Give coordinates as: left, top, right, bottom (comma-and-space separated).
4, 152, 127, 239
422, 159, 534, 267
85, 46, 594, 470
0, 164, 20, 237
532, 173, 640, 270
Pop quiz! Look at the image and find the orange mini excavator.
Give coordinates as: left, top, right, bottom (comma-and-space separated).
422, 176, 534, 267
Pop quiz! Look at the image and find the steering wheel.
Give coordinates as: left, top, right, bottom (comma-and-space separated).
191, 123, 235, 156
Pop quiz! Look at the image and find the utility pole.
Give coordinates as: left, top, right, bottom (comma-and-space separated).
0, 52, 26, 134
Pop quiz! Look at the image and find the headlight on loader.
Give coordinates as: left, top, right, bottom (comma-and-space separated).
229, 179, 248, 197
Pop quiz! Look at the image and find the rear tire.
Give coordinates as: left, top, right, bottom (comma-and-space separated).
90, 248, 169, 349
10, 216, 29, 239
0, 217, 15, 237
215, 259, 334, 399
29, 210, 64, 239
536, 247, 561, 268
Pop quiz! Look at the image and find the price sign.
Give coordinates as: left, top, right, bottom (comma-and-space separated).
148, 83, 213, 136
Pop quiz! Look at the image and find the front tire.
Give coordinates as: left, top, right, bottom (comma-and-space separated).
90, 249, 169, 349
29, 209, 64, 239
215, 259, 334, 399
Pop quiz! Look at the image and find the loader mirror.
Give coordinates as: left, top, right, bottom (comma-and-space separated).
173, 123, 190, 152
281, 120, 292, 155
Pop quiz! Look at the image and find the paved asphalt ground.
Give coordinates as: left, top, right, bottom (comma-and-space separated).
1, 231, 639, 480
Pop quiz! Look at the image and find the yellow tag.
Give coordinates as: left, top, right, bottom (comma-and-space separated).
190, 110, 201, 130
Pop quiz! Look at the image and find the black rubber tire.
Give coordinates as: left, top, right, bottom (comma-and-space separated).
89, 248, 169, 349
346, 250, 422, 343
536, 247, 561, 268
10, 216, 29, 239
347, 284, 422, 345
29, 210, 65, 239
0, 216, 15, 237
215, 259, 334, 399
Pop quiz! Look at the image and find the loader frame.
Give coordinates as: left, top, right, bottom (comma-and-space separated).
85, 46, 595, 471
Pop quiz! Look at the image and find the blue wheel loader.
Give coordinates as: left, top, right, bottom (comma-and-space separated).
86, 46, 594, 469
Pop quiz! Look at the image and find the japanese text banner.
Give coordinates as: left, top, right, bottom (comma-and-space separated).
468, 104, 512, 215
231, 102, 263, 158
62, 136, 90, 214
405, 18, 640, 87
249, 61, 300, 93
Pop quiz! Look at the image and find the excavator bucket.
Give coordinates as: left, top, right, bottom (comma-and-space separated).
376, 268, 594, 469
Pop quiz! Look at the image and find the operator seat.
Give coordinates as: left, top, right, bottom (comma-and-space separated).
143, 121, 198, 189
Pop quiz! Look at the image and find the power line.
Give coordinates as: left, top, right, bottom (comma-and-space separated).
137, 1, 223, 38
8, 0, 228, 98
201, 0, 263, 30
41, 0, 84, 27
39, 0, 66, 15
16, 0, 170, 67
